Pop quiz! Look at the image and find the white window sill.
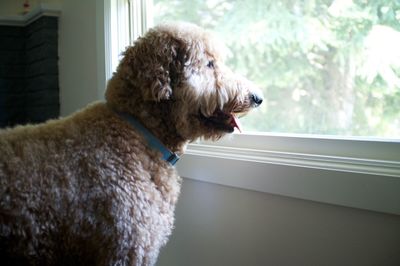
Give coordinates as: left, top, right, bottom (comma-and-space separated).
177, 133, 400, 215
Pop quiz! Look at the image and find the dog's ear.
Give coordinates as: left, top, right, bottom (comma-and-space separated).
123, 30, 187, 102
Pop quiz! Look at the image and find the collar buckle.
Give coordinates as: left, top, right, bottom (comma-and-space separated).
166, 153, 180, 165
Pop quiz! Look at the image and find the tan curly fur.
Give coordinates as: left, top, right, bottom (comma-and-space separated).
0, 22, 262, 265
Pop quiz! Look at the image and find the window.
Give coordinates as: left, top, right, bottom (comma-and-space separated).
104, 0, 400, 215
153, 0, 400, 139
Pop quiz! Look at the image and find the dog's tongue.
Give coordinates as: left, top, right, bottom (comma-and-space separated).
230, 113, 242, 133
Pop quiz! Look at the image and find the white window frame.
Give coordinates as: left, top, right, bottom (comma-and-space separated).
104, 0, 153, 79
104, 0, 400, 215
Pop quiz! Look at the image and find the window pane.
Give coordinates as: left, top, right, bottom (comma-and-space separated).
152, 0, 400, 139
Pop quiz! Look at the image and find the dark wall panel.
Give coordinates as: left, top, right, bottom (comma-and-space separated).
0, 16, 59, 128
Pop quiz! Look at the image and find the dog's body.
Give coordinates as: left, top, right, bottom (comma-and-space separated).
0, 103, 179, 265
0, 23, 262, 265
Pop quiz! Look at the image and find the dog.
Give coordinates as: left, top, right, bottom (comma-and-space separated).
0, 22, 263, 265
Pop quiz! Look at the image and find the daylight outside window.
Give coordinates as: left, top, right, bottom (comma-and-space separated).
105, 0, 400, 214
152, 0, 400, 139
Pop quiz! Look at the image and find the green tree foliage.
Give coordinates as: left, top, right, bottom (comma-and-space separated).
154, 0, 400, 138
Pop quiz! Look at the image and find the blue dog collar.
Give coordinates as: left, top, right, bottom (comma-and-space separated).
116, 112, 180, 165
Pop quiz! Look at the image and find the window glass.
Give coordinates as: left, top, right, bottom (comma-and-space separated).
153, 0, 400, 139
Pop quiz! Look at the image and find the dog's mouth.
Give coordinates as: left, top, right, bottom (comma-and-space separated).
198, 110, 243, 133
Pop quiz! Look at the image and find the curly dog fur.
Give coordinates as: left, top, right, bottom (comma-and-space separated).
0, 23, 262, 265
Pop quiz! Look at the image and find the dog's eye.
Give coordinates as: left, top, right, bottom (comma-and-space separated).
207, 60, 214, 68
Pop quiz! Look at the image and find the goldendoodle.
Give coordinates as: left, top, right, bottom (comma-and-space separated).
0, 22, 263, 265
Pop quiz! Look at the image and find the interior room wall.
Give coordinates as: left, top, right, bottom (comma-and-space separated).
0, 1, 60, 127
0, 0, 61, 16
58, 0, 105, 116
0, 0, 25, 16
157, 178, 400, 266
0, 0, 105, 117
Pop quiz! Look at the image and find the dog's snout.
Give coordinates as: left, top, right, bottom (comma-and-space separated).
251, 93, 263, 106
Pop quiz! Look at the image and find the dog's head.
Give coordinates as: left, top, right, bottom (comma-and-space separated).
106, 22, 263, 141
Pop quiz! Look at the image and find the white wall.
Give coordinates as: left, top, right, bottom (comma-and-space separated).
58, 0, 105, 116
158, 178, 400, 266
0, 0, 24, 16
0, 0, 61, 16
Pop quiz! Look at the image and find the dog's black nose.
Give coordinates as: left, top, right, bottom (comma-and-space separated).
251, 94, 263, 106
